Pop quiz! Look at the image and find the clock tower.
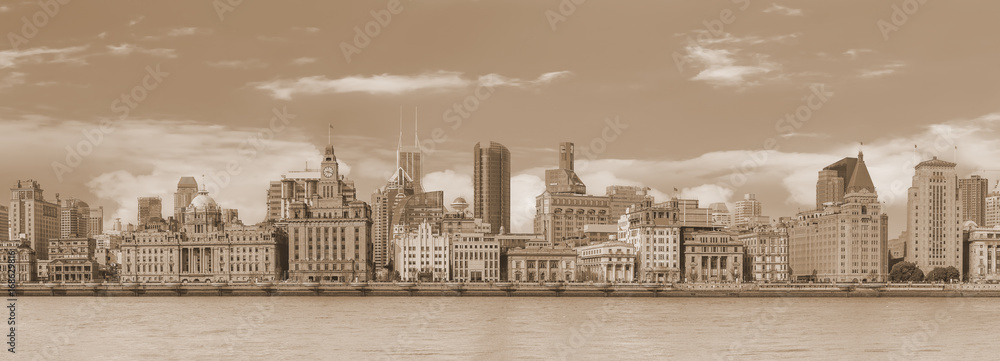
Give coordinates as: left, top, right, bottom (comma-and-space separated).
318, 144, 343, 209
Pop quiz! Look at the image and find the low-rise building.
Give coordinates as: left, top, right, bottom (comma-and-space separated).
394, 221, 450, 282
507, 244, 577, 282
966, 225, 1000, 282
684, 231, 744, 283
451, 233, 500, 282
0, 239, 35, 283
737, 225, 790, 282
576, 241, 636, 282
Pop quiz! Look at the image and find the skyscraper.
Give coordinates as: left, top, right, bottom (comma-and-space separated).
10, 179, 61, 260
791, 152, 888, 282
0, 205, 8, 242
398, 109, 424, 194
60, 198, 90, 238
986, 181, 1000, 228
137, 197, 163, 228
905, 157, 963, 277
87, 207, 104, 238
474, 141, 510, 234
606, 185, 654, 222
959, 175, 989, 226
733, 194, 764, 228
174, 176, 199, 223
815, 157, 860, 208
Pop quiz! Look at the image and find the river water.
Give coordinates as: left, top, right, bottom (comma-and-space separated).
13, 297, 992, 360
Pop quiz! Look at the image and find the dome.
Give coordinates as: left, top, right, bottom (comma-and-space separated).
189, 191, 218, 209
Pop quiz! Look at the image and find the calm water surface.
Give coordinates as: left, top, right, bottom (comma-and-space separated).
15, 297, 995, 360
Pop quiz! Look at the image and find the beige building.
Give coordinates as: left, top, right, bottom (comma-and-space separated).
966, 225, 1000, 282
87, 207, 104, 238
10, 179, 61, 260
607, 185, 654, 222
137, 196, 162, 229
733, 194, 763, 229
535, 142, 613, 243
173, 177, 199, 224
0, 205, 7, 242
451, 233, 501, 282
618, 206, 682, 283
738, 225, 790, 282
0, 238, 36, 283
684, 231, 743, 283
576, 241, 635, 282
394, 221, 450, 281
371, 167, 416, 270
959, 175, 989, 226
792, 152, 888, 282
280, 145, 373, 282
507, 244, 577, 282
906, 157, 964, 278
121, 188, 284, 283
985, 181, 1000, 228
474, 141, 511, 234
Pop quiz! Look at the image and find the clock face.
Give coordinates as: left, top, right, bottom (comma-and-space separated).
323, 166, 334, 178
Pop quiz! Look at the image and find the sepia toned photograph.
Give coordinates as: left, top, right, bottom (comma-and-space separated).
2, 0, 999, 359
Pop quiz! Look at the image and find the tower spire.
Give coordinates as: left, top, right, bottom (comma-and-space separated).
397, 106, 403, 168
414, 106, 420, 151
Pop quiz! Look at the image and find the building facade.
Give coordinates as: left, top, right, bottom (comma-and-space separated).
576, 241, 636, 283
87, 207, 104, 238
684, 231, 744, 283
906, 157, 964, 278
959, 175, 989, 226
507, 245, 577, 282
281, 145, 373, 282
174, 177, 199, 224
0, 205, 7, 241
60, 198, 90, 239
474, 141, 511, 234
607, 185, 654, 223
733, 194, 764, 229
966, 225, 1000, 282
738, 225, 790, 282
0, 239, 35, 283
986, 181, 1000, 228
121, 188, 285, 283
451, 233, 501, 282
371, 167, 416, 270
792, 152, 889, 282
10, 180, 61, 260
137, 197, 162, 229
394, 221, 450, 281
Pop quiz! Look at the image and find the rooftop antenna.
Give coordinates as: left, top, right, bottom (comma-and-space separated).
414, 106, 420, 150
397, 106, 403, 168
327, 124, 332, 145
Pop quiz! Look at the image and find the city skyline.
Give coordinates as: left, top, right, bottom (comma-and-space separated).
4, 1, 1000, 239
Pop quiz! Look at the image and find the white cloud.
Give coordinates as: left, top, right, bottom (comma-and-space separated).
859, 61, 905, 78
128, 16, 145, 27
843, 48, 873, 59
0, 5, 9, 12
682, 44, 780, 88
207, 59, 268, 69
423, 169, 474, 211
0, 46, 90, 69
0, 72, 26, 89
167, 27, 211, 37
290, 57, 317, 66
511, 174, 546, 233
763, 3, 803, 16
254, 70, 573, 100
107, 43, 178, 58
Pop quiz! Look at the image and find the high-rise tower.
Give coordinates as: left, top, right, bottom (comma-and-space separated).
474, 141, 511, 234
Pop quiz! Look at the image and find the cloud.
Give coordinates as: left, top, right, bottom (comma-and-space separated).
97, 32, 108, 39
763, 3, 803, 16
0, 5, 10, 12
842, 48, 873, 59
206, 59, 268, 69
254, 70, 573, 99
859, 61, 905, 78
167, 27, 211, 37
423, 169, 474, 210
681, 43, 780, 88
128, 16, 145, 27
0, 46, 90, 69
290, 57, 317, 66
0, 117, 321, 226
107, 44, 178, 58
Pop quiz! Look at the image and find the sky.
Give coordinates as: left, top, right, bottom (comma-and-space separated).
2, 0, 1000, 238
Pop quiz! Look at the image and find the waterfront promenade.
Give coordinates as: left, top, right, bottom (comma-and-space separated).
13, 281, 1000, 297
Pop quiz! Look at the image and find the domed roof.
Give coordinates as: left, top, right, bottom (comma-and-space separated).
189, 191, 218, 209
453, 197, 467, 204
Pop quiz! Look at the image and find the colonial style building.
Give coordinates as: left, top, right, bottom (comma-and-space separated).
451, 233, 501, 282
792, 152, 889, 282
0, 238, 36, 284
46, 237, 97, 282
394, 221, 450, 281
535, 143, 613, 243
684, 231, 743, 283
576, 241, 635, 283
965, 225, 1000, 282
10, 179, 61, 260
278, 145, 373, 283
120, 187, 285, 283
507, 244, 577, 282
617, 201, 716, 283
737, 224, 790, 282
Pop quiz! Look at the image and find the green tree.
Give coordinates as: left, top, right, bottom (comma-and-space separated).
926, 266, 961, 282
889, 262, 925, 282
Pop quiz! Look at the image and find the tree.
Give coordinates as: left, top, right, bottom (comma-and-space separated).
889, 262, 925, 282
926, 266, 961, 282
